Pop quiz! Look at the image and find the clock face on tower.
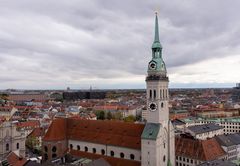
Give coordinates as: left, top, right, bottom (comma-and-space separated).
149, 61, 157, 70
148, 102, 157, 112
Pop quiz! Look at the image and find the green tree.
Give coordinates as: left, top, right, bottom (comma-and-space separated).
106, 112, 113, 120
98, 111, 105, 120
124, 115, 136, 122
114, 112, 123, 120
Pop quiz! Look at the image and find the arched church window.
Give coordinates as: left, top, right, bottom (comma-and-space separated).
163, 142, 166, 149
85, 146, 88, 152
163, 155, 166, 162
70, 144, 73, 150
16, 143, 19, 149
77, 145, 80, 150
163, 90, 165, 99
130, 154, 135, 160
153, 90, 156, 99
92, 148, 96, 153
161, 103, 164, 108
149, 90, 152, 99
52, 146, 57, 153
52, 153, 57, 158
160, 89, 162, 99
6, 143, 9, 151
165, 89, 168, 98
110, 151, 114, 157
120, 152, 124, 158
101, 149, 105, 155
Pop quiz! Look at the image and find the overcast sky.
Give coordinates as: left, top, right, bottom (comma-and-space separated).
0, 0, 240, 89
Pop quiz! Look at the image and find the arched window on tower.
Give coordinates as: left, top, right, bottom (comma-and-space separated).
160, 89, 162, 99
163, 89, 165, 99
130, 154, 135, 160
6, 143, 9, 151
120, 152, 125, 158
153, 90, 156, 99
149, 90, 152, 99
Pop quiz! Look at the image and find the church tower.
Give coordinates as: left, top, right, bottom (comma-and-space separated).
141, 12, 175, 166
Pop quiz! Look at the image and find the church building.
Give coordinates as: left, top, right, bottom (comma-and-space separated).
42, 13, 175, 166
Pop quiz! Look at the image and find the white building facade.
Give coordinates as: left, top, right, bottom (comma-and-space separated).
0, 121, 26, 159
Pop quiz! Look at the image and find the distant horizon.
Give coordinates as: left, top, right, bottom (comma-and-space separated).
0, 82, 237, 91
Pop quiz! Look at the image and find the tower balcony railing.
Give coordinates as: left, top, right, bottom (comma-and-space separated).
146, 75, 169, 81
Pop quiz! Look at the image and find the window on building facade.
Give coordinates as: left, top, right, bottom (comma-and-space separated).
150, 90, 152, 99
93, 148, 96, 153
16, 143, 19, 149
85, 146, 88, 152
163, 155, 166, 162
154, 90, 156, 99
110, 151, 114, 157
130, 154, 135, 160
44, 154, 48, 160
6, 143, 9, 151
77, 145, 80, 150
161, 103, 164, 108
70, 144, 73, 149
44, 146, 48, 152
120, 152, 124, 158
52, 146, 57, 153
101, 149, 105, 155
52, 153, 57, 158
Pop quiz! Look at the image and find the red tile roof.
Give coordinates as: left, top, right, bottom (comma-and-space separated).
43, 118, 145, 149
16, 120, 40, 128
70, 150, 141, 166
175, 137, 226, 161
43, 118, 67, 141
6, 152, 27, 166
28, 127, 46, 138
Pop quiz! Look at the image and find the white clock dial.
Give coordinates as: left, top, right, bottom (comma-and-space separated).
148, 102, 157, 111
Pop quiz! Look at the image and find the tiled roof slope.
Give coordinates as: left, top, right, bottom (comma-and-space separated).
43, 118, 67, 141
6, 151, 27, 166
176, 137, 226, 161
70, 150, 141, 166
44, 118, 145, 149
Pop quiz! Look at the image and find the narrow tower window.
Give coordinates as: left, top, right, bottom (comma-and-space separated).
149, 90, 152, 99
160, 89, 162, 99
163, 89, 165, 99
153, 90, 156, 99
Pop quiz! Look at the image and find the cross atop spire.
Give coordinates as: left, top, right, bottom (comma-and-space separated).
152, 12, 162, 49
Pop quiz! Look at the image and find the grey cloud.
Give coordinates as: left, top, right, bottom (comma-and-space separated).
0, 0, 239, 88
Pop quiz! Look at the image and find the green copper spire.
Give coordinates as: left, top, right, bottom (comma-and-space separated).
152, 12, 162, 49
154, 12, 160, 42
148, 12, 167, 75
